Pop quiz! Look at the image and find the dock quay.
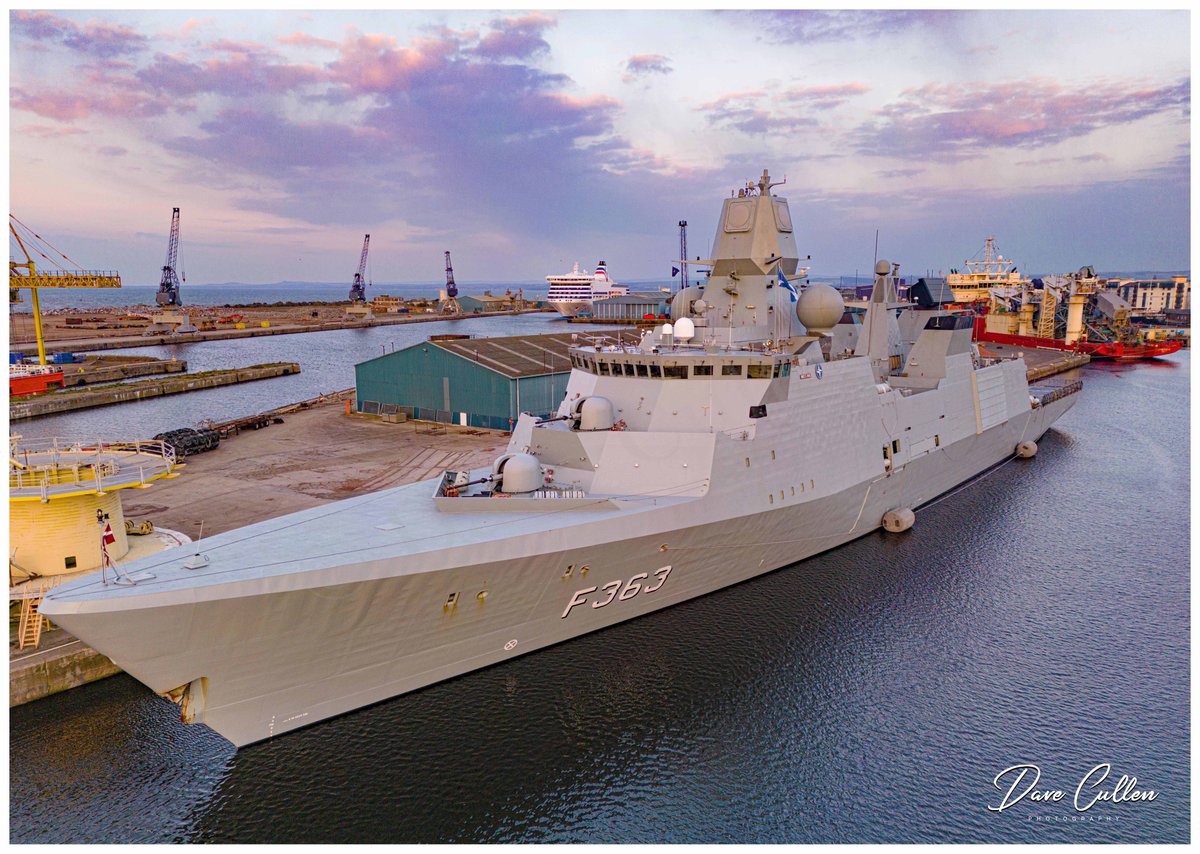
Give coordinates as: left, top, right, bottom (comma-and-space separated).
58, 355, 188, 387
980, 343, 1091, 380
10, 362, 301, 421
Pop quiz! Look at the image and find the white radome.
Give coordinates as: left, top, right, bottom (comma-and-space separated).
796, 283, 844, 335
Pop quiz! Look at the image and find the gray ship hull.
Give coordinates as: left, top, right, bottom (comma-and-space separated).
43, 393, 1073, 747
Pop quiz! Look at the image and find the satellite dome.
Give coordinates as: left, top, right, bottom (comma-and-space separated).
796, 284, 844, 335
674, 317, 695, 341
874, 259, 891, 276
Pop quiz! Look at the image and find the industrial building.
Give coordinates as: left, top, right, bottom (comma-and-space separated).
457, 290, 532, 313
590, 292, 670, 322
355, 331, 629, 430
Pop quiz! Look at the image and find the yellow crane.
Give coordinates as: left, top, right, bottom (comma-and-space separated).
9, 215, 122, 366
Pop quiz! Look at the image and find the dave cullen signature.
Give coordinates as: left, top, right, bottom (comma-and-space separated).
988, 764, 1159, 814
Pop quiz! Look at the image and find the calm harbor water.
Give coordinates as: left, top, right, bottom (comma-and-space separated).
8, 352, 1189, 843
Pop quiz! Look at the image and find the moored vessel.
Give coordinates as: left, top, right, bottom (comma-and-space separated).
973, 266, 1184, 360
946, 236, 1028, 303
546, 261, 628, 317
40, 169, 1080, 748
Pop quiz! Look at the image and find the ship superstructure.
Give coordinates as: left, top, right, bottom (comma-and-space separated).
40, 170, 1080, 747
545, 261, 628, 317
946, 237, 1028, 303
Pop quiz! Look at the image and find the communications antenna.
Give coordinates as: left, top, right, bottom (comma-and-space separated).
679, 221, 688, 290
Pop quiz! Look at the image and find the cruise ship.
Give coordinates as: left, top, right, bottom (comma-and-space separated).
40, 169, 1080, 748
545, 261, 628, 317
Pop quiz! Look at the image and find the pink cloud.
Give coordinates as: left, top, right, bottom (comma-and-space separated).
20, 123, 89, 138
11, 10, 147, 57
472, 12, 555, 60
11, 87, 171, 121
622, 54, 672, 84
277, 31, 339, 51
782, 82, 870, 110
855, 77, 1190, 160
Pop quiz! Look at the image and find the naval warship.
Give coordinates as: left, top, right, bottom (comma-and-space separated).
40, 170, 1080, 747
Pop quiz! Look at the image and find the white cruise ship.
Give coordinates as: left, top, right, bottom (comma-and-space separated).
545, 261, 628, 317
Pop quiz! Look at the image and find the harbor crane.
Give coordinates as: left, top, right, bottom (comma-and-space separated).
345, 233, 373, 319
440, 250, 462, 315
9, 216, 121, 365
349, 234, 370, 303
145, 208, 197, 333
156, 207, 183, 307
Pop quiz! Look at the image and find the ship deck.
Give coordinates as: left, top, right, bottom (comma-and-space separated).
42, 472, 700, 607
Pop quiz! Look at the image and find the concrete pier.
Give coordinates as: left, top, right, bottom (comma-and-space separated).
10, 362, 301, 420
59, 355, 188, 387
9, 628, 121, 706
979, 343, 1091, 380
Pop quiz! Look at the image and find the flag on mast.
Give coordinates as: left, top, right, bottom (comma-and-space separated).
778, 267, 799, 302
100, 523, 116, 569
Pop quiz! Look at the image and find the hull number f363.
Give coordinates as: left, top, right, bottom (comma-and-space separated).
561, 566, 672, 619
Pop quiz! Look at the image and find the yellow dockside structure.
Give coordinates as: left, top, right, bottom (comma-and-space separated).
9, 437, 184, 649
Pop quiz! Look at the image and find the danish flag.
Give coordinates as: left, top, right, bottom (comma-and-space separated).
102, 524, 116, 547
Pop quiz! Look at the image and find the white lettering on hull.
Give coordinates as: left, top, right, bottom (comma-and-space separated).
561, 566, 672, 618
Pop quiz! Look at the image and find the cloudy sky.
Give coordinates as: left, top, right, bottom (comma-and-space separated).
8, 8, 1191, 286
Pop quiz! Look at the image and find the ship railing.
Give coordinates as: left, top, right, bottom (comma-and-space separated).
9, 437, 178, 490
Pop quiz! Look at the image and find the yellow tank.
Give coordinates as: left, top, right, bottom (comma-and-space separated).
10, 491, 129, 576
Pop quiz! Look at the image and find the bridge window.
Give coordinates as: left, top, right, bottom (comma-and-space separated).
598, 362, 611, 376
722, 364, 742, 376
650, 365, 662, 378
663, 365, 687, 379
635, 364, 649, 377
748, 364, 772, 379
693, 364, 713, 377
623, 363, 635, 377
